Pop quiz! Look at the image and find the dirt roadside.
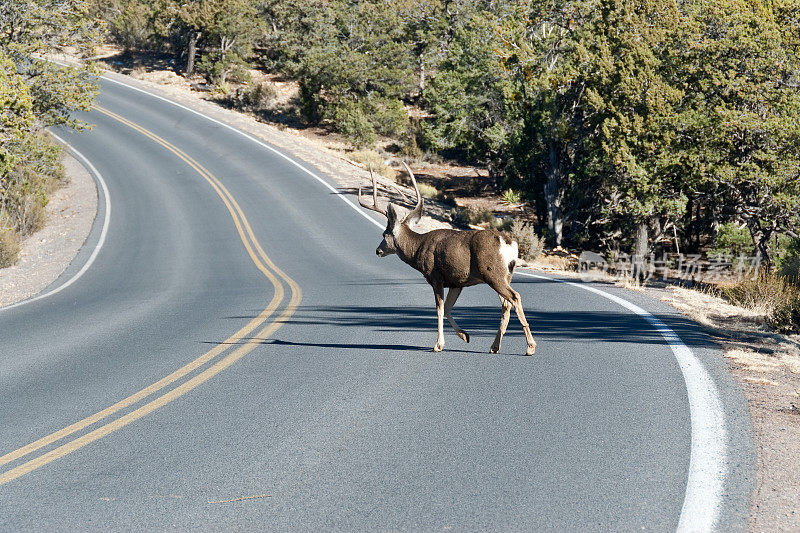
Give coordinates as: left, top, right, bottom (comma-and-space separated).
0, 152, 98, 308
33, 54, 800, 529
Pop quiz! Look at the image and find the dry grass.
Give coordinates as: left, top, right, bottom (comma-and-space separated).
660, 285, 800, 377
0, 230, 20, 268
722, 271, 800, 333
416, 182, 439, 199
347, 150, 397, 181
530, 252, 579, 272
726, 348, 783, 374
618, 276, 646, 291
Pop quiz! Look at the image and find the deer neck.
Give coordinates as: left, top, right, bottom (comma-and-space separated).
395, 224, 425, 266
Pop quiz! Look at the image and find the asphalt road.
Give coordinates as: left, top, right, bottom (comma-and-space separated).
0, 75, 754, 531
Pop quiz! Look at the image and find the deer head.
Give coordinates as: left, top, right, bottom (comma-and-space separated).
358, 162, 422, 257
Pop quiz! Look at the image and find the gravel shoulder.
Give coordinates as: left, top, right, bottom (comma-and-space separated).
0, 151, 97, 308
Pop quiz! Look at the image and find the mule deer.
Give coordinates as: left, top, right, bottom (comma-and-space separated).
359, 163, 536, 355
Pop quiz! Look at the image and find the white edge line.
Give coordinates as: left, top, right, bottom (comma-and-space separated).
515, 271, 727, 532
0, 134, 112, 313
75, 68, 729, 529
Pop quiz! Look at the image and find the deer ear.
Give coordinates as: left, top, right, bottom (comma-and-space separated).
387, 203, 399, 225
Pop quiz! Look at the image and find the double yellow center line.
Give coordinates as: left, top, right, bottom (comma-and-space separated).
0, 106, 301, 486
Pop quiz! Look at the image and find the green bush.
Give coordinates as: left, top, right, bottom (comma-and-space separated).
711, 222, 754, 258
776, 237, 800, 281
329, 97, 409, 149
370, 98, 408, 138
198, 52, 251, 87
500, 189, 523, 205
334, 103, 376, 148
509, 220, 544, 262
722, 271, 800, 333
109, 0, 156, 51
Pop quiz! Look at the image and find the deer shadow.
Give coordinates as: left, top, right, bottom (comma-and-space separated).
212, 302, 715, 351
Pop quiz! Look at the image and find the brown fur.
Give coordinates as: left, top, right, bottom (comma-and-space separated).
361, 163, 536, 355
375, 205, 536, 355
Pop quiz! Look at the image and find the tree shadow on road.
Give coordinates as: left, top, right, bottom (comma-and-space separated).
218, 303, 716, 349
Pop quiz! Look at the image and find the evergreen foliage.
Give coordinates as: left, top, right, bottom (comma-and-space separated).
88, 0, 800, 269
0, 1, 102, 264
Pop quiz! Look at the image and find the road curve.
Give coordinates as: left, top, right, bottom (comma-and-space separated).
0, 75, 754, 531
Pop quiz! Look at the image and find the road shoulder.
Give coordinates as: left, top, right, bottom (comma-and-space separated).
0, 151, 98, 308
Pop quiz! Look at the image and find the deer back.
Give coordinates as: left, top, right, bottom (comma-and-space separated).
405, 228, 517, 288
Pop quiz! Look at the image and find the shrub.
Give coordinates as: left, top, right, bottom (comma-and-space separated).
1, 132, 60, 236
109, 0, 156, 51
510, 220, 544, 262
777, 237, 800, 281
711, 222, 754, 258
14, 195, 46, 236
0, 229, 20, 268
198, 50, 251, 88
334, 103, 376, 148
500, 189, 523, 206
417, 182, 439, 199
450, 206, 494, 226
348, 150, 396, 181
779, 255, 800, 283
722, 271, 800, 333
489, 216, 514, 231
400, 119, 423, 159
370, 98, 409, 138
233, 82, 277, 113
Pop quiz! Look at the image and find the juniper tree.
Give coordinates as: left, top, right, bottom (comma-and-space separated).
670, 0, 800, 265
0, 0, 101, 129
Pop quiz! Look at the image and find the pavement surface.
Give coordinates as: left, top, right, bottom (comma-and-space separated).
0, 76, 755, 531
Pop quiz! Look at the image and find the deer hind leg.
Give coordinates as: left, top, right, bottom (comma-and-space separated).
444, 287, 470, 343
489, 281, 536, 356
433, 285, 445, 352
490, 295, 512, 353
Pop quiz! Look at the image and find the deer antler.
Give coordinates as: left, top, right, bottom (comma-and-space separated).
358, 165, 387, 216
401, 161, 423, 224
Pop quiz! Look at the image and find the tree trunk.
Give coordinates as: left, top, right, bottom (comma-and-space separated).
633, 221, 649, 281
185, 31, 201, 77
544, 140, 564, 246
749, 224, 772, 268
418, 55, 425, 94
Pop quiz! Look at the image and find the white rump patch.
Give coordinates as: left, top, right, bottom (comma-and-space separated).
499, 236, 519, 267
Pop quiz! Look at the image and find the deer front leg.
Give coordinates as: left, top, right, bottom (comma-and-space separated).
433, 285, 445, 352
490, 296, 512, 353
444, 287, 469, 343
508, 289, 536, 355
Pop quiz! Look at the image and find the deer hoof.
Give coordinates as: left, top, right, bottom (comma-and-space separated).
489, 344, 500, 354
458, 332, 470, 343
433, 343, 444, 352
525, 343, 536, 356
